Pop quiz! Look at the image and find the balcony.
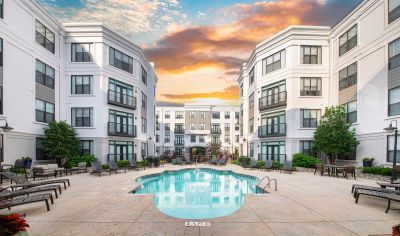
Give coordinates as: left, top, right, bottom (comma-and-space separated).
174, 127, 185, 134
259, 154, 287, 163
259, 91, 287, 111
258, 124, 286, 138
107, 153, 134, 161
389, 5, 400, 24
108, 90, 136, 110
108, 122, 137, 137
210, 127, 221, 134
174, 140, 185, 146
211, 139, 221, 146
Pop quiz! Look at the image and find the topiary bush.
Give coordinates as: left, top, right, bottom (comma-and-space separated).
362, 166, 392, 176
292, 153, 320, 168
64, 154, 97, 169
272, 161, 283, 169
117, 160, 130, 167
102, 164, 110, 170
256, 161, 265, 168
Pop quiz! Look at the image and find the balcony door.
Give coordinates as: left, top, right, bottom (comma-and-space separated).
116, 144, 128, 161
116, 114, 127, 134
261, 141, 285, 163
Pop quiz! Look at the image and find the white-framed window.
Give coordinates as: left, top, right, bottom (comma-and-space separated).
389, 87, 400, 116
36, 59, 55, 89
190, 123, 196, 130
199, 123, 205, 130
71, 43, 93, 62
35, 99, 54, 124
35, 20, 55, 54
199, 111, 205, 119
345, 101, 357, 124
339, 25, 357, 56
300, 46, 322, 64
109, 47, 133, 73
249, 67, 255, 85
71, 75, 92, 94
389, 37, 400, 70
262, 49, 285, 74
389, 0, 400, 24
300, 109, 320, 128
190, 135, 196, 143
339, 62, 357, 91
189, 111, 196, 118
71, 107, 93, 127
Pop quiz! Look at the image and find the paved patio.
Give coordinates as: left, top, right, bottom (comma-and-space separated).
1, 164, 398, 236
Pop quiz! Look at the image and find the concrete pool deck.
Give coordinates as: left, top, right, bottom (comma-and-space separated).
1, 164, 399, 236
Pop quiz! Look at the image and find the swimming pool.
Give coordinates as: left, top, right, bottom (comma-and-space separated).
133, 168, 263, 219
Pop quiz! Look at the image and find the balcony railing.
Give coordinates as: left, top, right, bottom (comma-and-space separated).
174, 140, 185, 145
108, 122, 137, 137
211, 127, 221, 134
259, 91, 287, 111
389, 54, 400, 70
108, 90, 136, 110
259, 154, 287, 163
389, 5, 400, 24
211, 139, 222, 146
258, 124, 286, 138
107, 153, 134, 161
174, 128, 185, 134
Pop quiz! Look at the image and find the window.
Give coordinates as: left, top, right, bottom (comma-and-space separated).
36, 138, 50, 160
199, 123, 205, 130
156, 135, 160, 142
224, 112, 230, 119
300, 140, 315, 157
71, 75, 92, 94
300, 109, 320, 128
249, 143, 254, 157
301, 46, 322, 64
108, 78, 135, 108
339, 62, 357, 90
212, 112, 220, 119
141, 92, 147, 109
249, 67, 255, 85
80, 140, 93, 155
389, 38, 400, 70
235, 112, 239, 119
0, 38, 3, 66
35, 99, 54, 124
141, 117, 147, 133
389, 87, 400, 116
191, 135, 196, 143
249, 118, 254, 133
141, 142, 147, 157
108, 110, 134, 136
71, 43, 92, 62
156, 123, 160, 131
240, 84, 243, 97
387, 135, 400, 163
389, 0, 400, 24
175, 111, 183, 119
235, 135, 239, 143
165, 135, 170, 143
36, 59, 55, 89
189, 111, 196, 118
262, 50, 285, 74
141, 66, 147, 85
0, 134, 2, 162
109, 47, 133, 73
345, 101, 357, 124
224, 135, 230, 143
0, 0, 3, 19
0, 86, 2, 115
300, 77, 322, 96
71, 107, 93, 127
109, 141, 134, 161
339, 25, 357, 56
224, 123, 230, 132
190, 123, 196, 130
165, 111, 170, 119
199, 135, 205, 143
199, 111, 205, 118
35, 20, 55, 53
165, 123, 170, 131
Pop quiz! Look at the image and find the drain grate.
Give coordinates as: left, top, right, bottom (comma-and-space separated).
185, 222, 211, 227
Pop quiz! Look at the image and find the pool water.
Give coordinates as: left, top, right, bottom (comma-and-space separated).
133, 168, 260, 219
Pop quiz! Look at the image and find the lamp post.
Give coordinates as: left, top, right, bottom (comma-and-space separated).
242, 137, 248, 158
384, 120, 398, 183
147, 136, 152, 157
0, 118, 13, 132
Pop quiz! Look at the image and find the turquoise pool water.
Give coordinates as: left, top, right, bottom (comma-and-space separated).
133, 168, 260, 219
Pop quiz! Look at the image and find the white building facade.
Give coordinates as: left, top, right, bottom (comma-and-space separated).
239, 0, 400, 166
155, 104, 240, 157
1, 0, 157, 164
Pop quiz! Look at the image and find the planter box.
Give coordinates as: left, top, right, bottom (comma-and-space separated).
356, 172, 391, 181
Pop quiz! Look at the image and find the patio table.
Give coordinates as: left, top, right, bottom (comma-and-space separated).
324, 164, 347, 177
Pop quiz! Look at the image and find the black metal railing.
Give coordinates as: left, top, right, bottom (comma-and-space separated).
174, 127, 185, 134
211, 139, 222, 145
259, 91, 287, 111
108, 122, 136, 137
259, 154, 287, 163
107, 153, 134, 161
389, 5, 400, 24
174, 140, 185, 145
107, 90, 136, 109
211, 127, 221, 134
258, 124, 286, 138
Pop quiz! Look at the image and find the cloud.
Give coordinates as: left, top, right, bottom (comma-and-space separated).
162, 85, 239, 100
197, 11, 206, 20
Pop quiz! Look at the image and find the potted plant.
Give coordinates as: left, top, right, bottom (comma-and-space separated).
393, 224, 400, 236
362, 157, 374, 167
0, 213, 29, 235
22, 156, 32, 169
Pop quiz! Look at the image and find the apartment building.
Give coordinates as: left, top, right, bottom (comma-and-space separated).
239, 0, 400, 166
155, 104, 240, 157
0, 0, 157, 164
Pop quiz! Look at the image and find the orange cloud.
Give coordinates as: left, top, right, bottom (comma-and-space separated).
162, 85, 239, 101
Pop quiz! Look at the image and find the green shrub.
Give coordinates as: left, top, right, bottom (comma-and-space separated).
256, 161, 265, 168
117, 160, 130, 167
232, 160, 242, 165
102, 164, 110, 170
292, 153, 320, 168
362, 166, 392, 176
65, 154, 97, 169
272, 161, 283, 169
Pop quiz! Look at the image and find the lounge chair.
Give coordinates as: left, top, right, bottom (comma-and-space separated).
70, 162, 87, 174
0, 193, 53, 211
1, 185, 60, 199
377, 182, 400, 190
108, 160, 126, 174
261, 160, 273, 171
184, 157, 193, 165
244, 159, 258, 169
354, 188, 400, 204
90, 162, 103, 177
386, 194, 400, 213
173, 158, 184, 165
280, 161, 292, 174
218, 157, 226, 165
0, 171, 69, 190
128, 159, 142, 171
352, 185, 395, 198
208, 156, 217, 165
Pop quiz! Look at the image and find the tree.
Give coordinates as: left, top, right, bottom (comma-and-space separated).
313, 106, 359, 164
43, 121, 81, 162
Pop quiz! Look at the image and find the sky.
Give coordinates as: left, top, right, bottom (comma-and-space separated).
38, 0, 362, 105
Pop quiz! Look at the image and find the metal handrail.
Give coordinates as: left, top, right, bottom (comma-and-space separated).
256, 176, 271, 193
263, 179, 278, 191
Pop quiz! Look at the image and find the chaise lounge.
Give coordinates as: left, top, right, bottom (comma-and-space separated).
0, 171, 69, 191
0, 193, 53, 211
280, 161, 293, 174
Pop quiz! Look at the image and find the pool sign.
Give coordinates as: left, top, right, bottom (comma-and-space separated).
185, 222, 211, 227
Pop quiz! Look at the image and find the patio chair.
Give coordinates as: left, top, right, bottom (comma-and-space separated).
218, 157, 226, 165
280, 161, 293, 174
244, 159, 258, 169
184, 157, 193, 165
208, 156, 217, 165
0, 185, 58, 200
70, 162, 87, 174
90, 162, 103, 177
351, 185, 395, 198
0, 170, 69, 191
0, 193, 53, 211
108, 160, 126, 174
336, 166, 356, 179
261, 160, 273, 171
314, 164, 328, 176
128, 159, 142, 171
354, 188, 400, 204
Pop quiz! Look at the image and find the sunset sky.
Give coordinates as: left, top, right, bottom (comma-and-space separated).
38, 0, 362, 105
